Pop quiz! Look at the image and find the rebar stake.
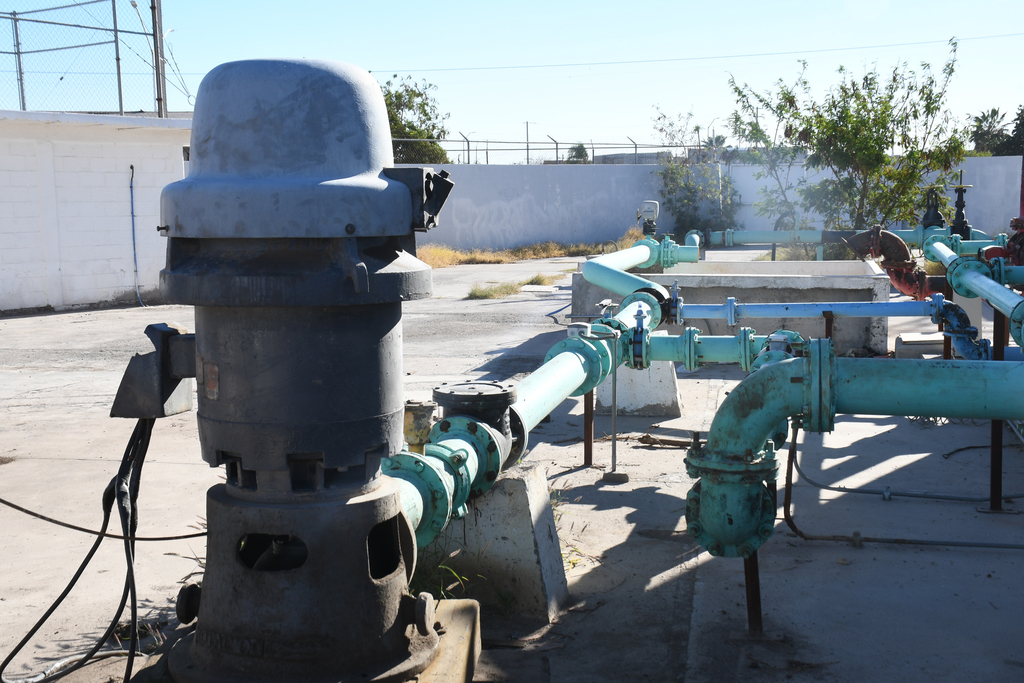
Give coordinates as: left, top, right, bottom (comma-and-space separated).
743, 551, 764, 636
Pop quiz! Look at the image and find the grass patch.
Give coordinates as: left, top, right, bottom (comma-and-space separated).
420, 226, 645, 269
466, 273, 562, 299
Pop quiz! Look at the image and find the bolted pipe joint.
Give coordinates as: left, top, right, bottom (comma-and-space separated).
429, 417, 510, 499
684, 451, 779, 558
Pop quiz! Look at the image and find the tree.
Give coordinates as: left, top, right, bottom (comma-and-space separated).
653, 108, 740, 237
792, 42, 966, 231
729, 69, 810, 232
970, 107, 1009, 152
381, 75, 450, 164
565, 143, 589, 164
992, 106, 1024, 157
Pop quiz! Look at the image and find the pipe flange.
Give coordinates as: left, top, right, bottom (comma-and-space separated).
620, 290, 664, 329
807, 339, 835, 433
684, 230, 705, 248
1011, 302, 1024, 348
923, 234, 960, 263
421, 442, 472, 518
684, 480, 777, 558
429, 416, 504, 497
736, 327, 757, 371
544, 336, 609, 396
680, 327, 700, 370
383, 452, 453, 546
629, 326, 651, 369
658, 235, 678, 268
946, 257, 993, 299
633, 238, 662, 268
750, 350, 790, 372
684, 452, 779, 479
724, 229, 735, 248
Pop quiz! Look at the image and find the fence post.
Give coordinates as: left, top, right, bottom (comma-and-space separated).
150, 0, 167, 117
112, 0, 124, 115
12, 11, 26, 110
627, 136, 638, 164
547, 135, 559, 164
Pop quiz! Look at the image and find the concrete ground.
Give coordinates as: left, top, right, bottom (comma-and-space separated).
2, 250, 1023, 682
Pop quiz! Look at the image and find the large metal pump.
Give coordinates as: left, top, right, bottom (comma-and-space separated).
158, 59, 452, 682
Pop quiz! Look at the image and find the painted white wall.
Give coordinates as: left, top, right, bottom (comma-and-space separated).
0, 110, 190, 312
416, 164, 667, 250
1, 114, 1021, 312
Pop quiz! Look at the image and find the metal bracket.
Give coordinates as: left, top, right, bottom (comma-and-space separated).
110, 323, 195, 419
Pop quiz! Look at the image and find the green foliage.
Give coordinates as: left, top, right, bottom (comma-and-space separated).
729, 69, 810, 231
970, 107, 1010, 153
992, 106, 1024, 157
795, 43, 967, 231
565, 143, 590, 164
653, 109, 741, 237
381, 75, 450, 164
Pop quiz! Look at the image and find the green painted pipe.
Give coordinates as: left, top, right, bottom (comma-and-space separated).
648, 328, 767, 371
834, 358, 1024, 419
580, 244, 668, 298
514, 350, 591, 433
687, 341, 1024, 557
709, 230, 826, 246
890, 225, 991, 247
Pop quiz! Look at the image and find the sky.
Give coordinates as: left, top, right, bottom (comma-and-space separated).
5, 0, 1024, 154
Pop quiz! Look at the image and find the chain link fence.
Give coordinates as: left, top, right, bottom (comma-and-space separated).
398, 139, 709, 165
1, 0, 167, 114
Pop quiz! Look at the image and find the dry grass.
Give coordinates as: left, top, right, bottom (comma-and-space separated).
466, 273, 563, 300
419, 226, 646, 269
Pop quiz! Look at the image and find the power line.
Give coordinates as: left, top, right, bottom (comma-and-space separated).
374, 32, 1024, 75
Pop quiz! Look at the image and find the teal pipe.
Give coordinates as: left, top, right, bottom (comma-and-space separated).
927, 240, 1024, 345
889, 225, 991, 247
708, 229, 826, 246
648, 328, 767, 371
514, 350, 591, 432
686, 340, 1024, 557
834, 358, 1024, 419
581, 244, 668, 299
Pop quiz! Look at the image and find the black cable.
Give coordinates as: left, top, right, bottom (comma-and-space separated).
1, 419, 156, 683
0, 496, 205, 541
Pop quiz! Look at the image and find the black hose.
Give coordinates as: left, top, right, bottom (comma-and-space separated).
1, 419, 156, 683
0, 496, 205, 541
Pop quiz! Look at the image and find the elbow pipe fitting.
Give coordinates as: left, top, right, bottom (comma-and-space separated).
935, 300, 990, 360
684, 340, 836, 558
684, 230, 705, 248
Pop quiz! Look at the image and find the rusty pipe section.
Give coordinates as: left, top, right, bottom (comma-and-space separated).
685, 339, 1024, 558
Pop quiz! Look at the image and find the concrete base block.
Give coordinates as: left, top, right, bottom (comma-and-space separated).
426, 463, 567, 622
595, 332, 682, 417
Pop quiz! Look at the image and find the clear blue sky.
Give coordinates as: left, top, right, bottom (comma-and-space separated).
10, 0, 1024, 148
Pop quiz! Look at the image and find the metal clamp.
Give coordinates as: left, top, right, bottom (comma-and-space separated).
669, 280, 681, 326
630, 308, 649, 369
725, 297, 739, 326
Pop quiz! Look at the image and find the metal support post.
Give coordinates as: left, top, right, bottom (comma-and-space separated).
743, 551, 764, 636
112, 0, 124, 115
150, 0, 167, 117
601, 346, 628, 483
12, 11, 26, 111
986, 311, 1008, 513
547, 135, 559, 164
942, 283, 953, 360
583, 389, 594, 467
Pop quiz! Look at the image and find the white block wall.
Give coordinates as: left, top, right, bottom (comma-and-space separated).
0, 111, 190, 312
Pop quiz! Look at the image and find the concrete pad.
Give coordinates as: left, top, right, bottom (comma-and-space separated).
596, 333, 682, 418
422, 462, 568, 622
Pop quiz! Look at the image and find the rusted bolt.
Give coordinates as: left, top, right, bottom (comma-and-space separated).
345, 223, 356, 234
688, 522, 703, 538
486, 442, 497, 453
738, 544, 753, 558
758, 524, 774, 539
467, 422, 478, 435
414, 460, 425, 472
439, 420, 450, 433
430, 520, 442, 531
707, 542, 723, 557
